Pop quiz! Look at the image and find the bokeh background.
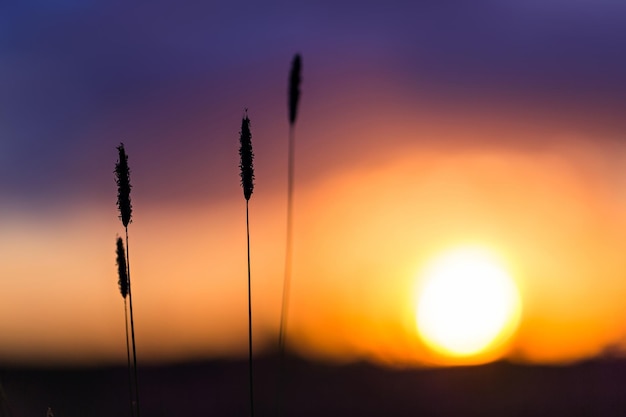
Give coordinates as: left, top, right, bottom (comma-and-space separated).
2, 1, 626, 368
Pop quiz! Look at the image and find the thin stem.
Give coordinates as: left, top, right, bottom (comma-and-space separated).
126, 228, 140, 417
246, 200, 254, 417
279, 124, 295, 353
124, 299, 134, 417
277, 123, 295, 417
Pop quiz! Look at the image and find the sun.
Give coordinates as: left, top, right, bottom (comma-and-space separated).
416, 247, 522, 361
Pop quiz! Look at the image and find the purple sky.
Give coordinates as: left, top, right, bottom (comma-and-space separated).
3, 1, 626, 210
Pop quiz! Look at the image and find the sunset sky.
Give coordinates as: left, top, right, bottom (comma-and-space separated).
2, 1, 626, 368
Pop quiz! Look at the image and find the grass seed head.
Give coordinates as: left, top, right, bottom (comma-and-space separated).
116, 236, 129, 299
288, 54, 302, 125
115, 143, 132, 227
239, 111, 255, 201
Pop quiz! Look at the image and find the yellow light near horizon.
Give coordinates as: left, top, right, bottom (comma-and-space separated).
416, 247, 522, 360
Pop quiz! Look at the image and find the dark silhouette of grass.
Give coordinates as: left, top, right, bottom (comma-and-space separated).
115, 143, 140, 417
278, 52, 302, 417
116, 236, 133, 417
239, 111, 255, 417
279, 53, 302, 355
288, 54, 302, 126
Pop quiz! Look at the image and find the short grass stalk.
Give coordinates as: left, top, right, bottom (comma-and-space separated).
116, 236, 134, 417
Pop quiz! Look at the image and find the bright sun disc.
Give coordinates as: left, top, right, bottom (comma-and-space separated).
416, 247, 521, 360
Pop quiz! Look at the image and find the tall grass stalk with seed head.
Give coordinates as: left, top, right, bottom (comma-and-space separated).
279, 54, 302, 354
116, 236, 134, 417
239, 111, 255, 417
115, 143, 140, 417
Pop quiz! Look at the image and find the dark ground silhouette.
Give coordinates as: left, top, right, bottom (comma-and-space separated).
2, 354, 626, 416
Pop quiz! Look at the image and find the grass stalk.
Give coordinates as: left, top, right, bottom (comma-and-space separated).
239, 111, 255, 417
115, 143, 140, 417
123, 298, 133, 417
279, 123, 295, 353
116, 236, 134, 417
246, 200, 254, 417
279, 54, 301, 354
277, 52, 301, 417
125, 228, 140, 417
